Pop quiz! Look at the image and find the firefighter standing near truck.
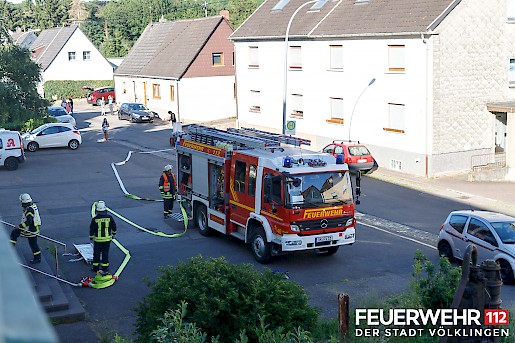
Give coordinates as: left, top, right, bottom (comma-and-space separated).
159, 164, 177, 219
90, 201, 117, 274
10, 193, 42, 264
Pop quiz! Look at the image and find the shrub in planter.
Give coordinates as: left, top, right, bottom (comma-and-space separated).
135, 256, 319, 342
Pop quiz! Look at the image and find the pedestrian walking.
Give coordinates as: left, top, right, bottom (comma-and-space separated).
68, 98, 74, 115
102, 118, 110, 142
10, 193, 41, 264
159, 165, 177, 219
100, 97, 106, 116
108, 95, 114, 116
89, 201, 117, 275
61, 96, 67, 108
65, 100, 72, 114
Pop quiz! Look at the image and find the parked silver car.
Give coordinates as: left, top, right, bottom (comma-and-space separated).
47, 106, 76, 127
437, 210, 515, 283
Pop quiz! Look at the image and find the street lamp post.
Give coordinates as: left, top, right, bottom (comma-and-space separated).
347, 78, 376, 142
281, 0, 317, 134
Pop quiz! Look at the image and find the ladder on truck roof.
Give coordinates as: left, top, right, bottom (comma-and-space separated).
228, 127, 311, 147
184, 124, 282, 150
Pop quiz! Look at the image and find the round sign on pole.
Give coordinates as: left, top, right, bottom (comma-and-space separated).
285, 120, 296, 135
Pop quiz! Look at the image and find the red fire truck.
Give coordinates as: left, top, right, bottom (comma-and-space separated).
175, 125, 359, 263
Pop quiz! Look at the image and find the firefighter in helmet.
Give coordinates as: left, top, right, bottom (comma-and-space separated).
10, 193, 42, 264
159, 164, 177, 219
89, 201, 117, 274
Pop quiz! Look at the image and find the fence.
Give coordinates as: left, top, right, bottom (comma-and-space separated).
471, 152, 506, 171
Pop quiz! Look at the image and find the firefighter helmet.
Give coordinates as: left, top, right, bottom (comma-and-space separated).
163, 164, 173, 172
19, 193, 32, 204
96, 201, 107, 212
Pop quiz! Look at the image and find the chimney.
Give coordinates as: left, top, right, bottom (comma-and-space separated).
220, 10, 229, 20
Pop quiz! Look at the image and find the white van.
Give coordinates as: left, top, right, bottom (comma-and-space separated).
0, 129, 25, 170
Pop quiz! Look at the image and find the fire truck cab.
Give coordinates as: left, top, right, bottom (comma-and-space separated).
175, 125, 357, 263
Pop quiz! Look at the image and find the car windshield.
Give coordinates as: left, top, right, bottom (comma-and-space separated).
348, 146, 371, 156
491, 221, 515, 244
129, 104, 148, 111
284, 171, 353, 208
48, 107, 67, 117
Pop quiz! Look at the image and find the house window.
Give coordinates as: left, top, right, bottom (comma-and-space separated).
68, 52, 76, 61
152, 84, 161, 99
249, 46, 259, 68
289, 46, 302, 69
508, 0, 515, 21
170, 85, 175, 101
291, 94, 303, 117
327, 97, 344, 124
388, 45, 405, 72
83, 51, 91, 61
384, 103, 405, 133
250, 90, 260, 112
330, 45, 343, 70
509, 59, 515, 86
212, 52, 223, 66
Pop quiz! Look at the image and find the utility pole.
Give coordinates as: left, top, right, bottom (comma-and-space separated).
202, 0, 208, 17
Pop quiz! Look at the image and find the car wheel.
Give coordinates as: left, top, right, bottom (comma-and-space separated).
499, 260, 514, 283
27, 141, 39, 152
68, 139, 80, 150
438, 241, 454, 262
4, 157, 18, 171
150, 120, 154, 123
118, 114, 122, 120
251, 227, 272, 264
315, 246, 339, 256
131, 117, 136, 123
195, 205, 212, 236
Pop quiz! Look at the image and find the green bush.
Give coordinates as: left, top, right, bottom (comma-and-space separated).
135, 256, 319, 342
44, 80, 114, 100
1, 116, 56, 132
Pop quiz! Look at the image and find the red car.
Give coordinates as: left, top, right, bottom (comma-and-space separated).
321, 141, 378, 174
83, 86, 115, 105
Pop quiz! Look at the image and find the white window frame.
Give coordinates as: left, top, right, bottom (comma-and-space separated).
388, 45, 405, 72
327, 97, 344, 124
68, 52, 76, 61
384, 103, 405, 133
250, 90, 261, 112
508, 0, 515, 22
509, 58, 515, 86
291, 94, 303, 117
329, 45, 343, 70
82, 51, 91, 61
248, 46, 259, 68
289, 46, 302, 69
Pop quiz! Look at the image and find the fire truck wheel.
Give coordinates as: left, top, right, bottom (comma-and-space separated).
251, 227, 272, 264
195, 205, 212, 236
314, 246, 339, 256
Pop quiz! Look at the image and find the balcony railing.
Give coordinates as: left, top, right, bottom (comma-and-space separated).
471, 152, 506, 171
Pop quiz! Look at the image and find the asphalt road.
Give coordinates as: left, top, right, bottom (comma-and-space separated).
1, 106, 513, 341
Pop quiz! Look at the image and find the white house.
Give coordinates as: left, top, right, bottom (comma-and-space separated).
231, 0, 515, 178
30, 25, 114, 96
114, 15, 236, 122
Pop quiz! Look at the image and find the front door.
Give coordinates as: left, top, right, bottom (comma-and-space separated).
495, 112, 507, 152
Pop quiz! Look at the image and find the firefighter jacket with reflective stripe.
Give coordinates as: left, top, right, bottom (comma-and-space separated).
89, 212, 117, 242
20, 204, 41, 238
159, 172, 177, 199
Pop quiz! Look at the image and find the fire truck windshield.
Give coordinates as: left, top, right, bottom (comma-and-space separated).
285, 171, 353, 209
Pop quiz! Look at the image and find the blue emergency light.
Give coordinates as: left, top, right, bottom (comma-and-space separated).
283, 156, 293, 168
336, 154, 344, 164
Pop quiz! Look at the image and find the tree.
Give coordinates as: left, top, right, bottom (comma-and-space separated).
33, 0, 69, 30
68, 0, 88, 22
227, 0, 263, 29
0, 30, 49, 128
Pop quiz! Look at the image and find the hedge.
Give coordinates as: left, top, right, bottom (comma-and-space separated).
44, 80, 114, 101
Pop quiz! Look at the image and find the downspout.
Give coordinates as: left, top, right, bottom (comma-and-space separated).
176, 80, 181, 123
423, 32, 430, 177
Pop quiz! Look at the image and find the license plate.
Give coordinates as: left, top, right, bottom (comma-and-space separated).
315, 236, 332, 243
142, 116, 149, 120
358, 159, 367, 163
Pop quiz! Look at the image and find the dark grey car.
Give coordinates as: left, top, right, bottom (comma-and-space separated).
118, 103, 155, 123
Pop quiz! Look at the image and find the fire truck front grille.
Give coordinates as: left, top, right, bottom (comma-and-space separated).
293, 216, 353, 233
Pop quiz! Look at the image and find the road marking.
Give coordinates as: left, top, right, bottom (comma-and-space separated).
358, 221, 437, 250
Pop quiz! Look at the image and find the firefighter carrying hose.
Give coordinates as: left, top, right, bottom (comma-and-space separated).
90, 201, 117, 275
159, 164, 177, 219
10, 193, 42, 264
